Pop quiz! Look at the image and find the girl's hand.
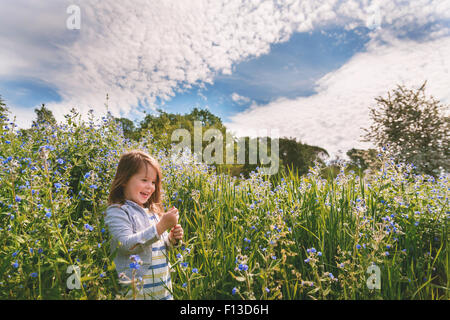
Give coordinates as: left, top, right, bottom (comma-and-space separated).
156, 207, 179, 236
169, 224, 183, 245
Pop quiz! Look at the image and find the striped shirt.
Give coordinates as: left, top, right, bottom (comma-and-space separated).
137, 208, 172, 300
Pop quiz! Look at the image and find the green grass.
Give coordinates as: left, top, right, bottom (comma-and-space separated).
0, 109, 448, 299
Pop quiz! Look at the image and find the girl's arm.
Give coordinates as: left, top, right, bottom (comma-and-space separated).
105, 206, 162, 254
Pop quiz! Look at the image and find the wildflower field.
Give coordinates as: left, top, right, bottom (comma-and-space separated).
0, 109, 448, 300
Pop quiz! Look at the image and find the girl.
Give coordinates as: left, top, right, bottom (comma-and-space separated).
104, 149, 183, 300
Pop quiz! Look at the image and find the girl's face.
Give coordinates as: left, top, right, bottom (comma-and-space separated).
123, 163, 157, 207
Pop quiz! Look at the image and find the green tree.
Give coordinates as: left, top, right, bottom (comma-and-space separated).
0, 94, 6, 114
114, 117, 139, 141
138, 107, 227, 153
0, 95, 8, 128
363, 82, 450, 176
33, 103, 56, 127
278, 137, 328, 176
346, 148, 380, 174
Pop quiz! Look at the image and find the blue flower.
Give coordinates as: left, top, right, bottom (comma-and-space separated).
54, 183, 62, 189
182, 282, 187, 288
329, 273, 334, 279
265, 287, 270, 293
12, 261, 19, 268
238, 264, 248, 271
180, 262, 188, 268
192, 268, 198, 273
89, 184, 98, 189
30, 272, 38, 278
384, 251, 390, 256
129, 262, 140, 270
356, 244, 362, 249
232, 287, 237, 295
176, 253, 182, 259
304, 258, 310, 263
15, 195, 21, 202
130, 255, 141, 263
45, 209, 52, 219
84, 223, 94, 231
317, 251, 322, 256
56, 158, 65, 165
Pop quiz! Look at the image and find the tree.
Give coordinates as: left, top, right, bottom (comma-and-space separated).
33, 104, 56, 127
0, 94, 8, 126
114, 117, 139, 141
278, 137, 328, 176
363, 82, 449, 176
0, 95, 7, 114
346, 148, 380, 173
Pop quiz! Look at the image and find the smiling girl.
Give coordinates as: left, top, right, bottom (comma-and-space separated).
104, 149, 183, 299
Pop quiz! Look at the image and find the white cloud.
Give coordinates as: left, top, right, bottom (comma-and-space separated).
0, 0, 449, 133
225, 33, 450, 159
231, 93, 251, 105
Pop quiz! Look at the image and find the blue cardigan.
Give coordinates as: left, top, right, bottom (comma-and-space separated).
104, 199, 173, 281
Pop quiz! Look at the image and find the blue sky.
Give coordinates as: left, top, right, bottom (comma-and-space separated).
133, 26, 371, 123
1, 0, 449, 158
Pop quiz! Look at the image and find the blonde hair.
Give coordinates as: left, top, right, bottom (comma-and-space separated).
108, 149, 164, 217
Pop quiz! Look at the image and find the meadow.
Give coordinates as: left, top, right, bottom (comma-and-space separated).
0, 109, 448, 299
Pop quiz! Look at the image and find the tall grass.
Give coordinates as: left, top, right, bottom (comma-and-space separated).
0, 109, 448, 299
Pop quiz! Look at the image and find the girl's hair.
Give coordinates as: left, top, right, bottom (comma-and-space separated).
108, 149, 164, 217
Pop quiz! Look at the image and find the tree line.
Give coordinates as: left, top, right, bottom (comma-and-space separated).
1, 81, 448, 179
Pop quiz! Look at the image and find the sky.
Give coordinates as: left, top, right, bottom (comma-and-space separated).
1, 0, 449, 159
